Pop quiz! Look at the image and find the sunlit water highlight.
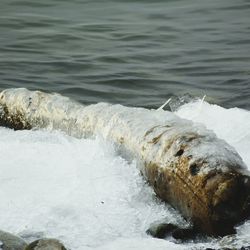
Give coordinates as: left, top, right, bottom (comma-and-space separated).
0, 100, 249, 250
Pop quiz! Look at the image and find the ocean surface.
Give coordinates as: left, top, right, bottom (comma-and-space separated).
0, 0, 250, 109
0, 1, 250, 250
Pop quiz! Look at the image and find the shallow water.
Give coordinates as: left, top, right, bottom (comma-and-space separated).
0, 100, 249, 250
0, 0, 250, 109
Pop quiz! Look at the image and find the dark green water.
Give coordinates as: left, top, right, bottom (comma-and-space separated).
0, 0, 250, 109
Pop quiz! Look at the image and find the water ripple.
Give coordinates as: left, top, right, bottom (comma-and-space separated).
0, 0, 249, 110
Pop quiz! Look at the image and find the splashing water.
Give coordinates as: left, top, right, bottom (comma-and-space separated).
0, 100, 249, 250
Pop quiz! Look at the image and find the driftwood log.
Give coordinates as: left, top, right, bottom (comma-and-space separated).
0, 88, 249, 236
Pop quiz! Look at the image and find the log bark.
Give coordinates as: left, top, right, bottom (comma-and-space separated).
0, 88, 249, 236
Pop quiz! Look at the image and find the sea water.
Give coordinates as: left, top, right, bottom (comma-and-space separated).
0, 100, 249, 250
1, 0, 250, 110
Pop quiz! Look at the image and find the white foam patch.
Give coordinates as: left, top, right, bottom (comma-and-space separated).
0, 128, 184, 250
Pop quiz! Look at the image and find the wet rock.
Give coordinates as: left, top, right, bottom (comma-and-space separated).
171, 227, 197, 240
0, 230, 27, 250
25, 239, 67, 250
146, 223, 178, 239
146, 221, 200, 241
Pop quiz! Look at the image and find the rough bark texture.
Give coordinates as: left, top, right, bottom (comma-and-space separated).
0, 104, 31, 130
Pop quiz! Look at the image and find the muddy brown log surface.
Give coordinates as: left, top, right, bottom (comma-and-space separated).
144, 129, 250, 236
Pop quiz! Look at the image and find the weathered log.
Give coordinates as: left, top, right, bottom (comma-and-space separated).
0, 88, 249, 236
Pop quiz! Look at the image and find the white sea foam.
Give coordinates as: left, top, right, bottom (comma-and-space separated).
0, 128, 185, 250
0, 99, 249, 249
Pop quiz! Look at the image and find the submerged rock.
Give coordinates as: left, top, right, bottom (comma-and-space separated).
171, 227, 197, 240
146, 222, 198, 241
146, 222, 178, 239
0, 230, 27, 250
25, 239, 66, 250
